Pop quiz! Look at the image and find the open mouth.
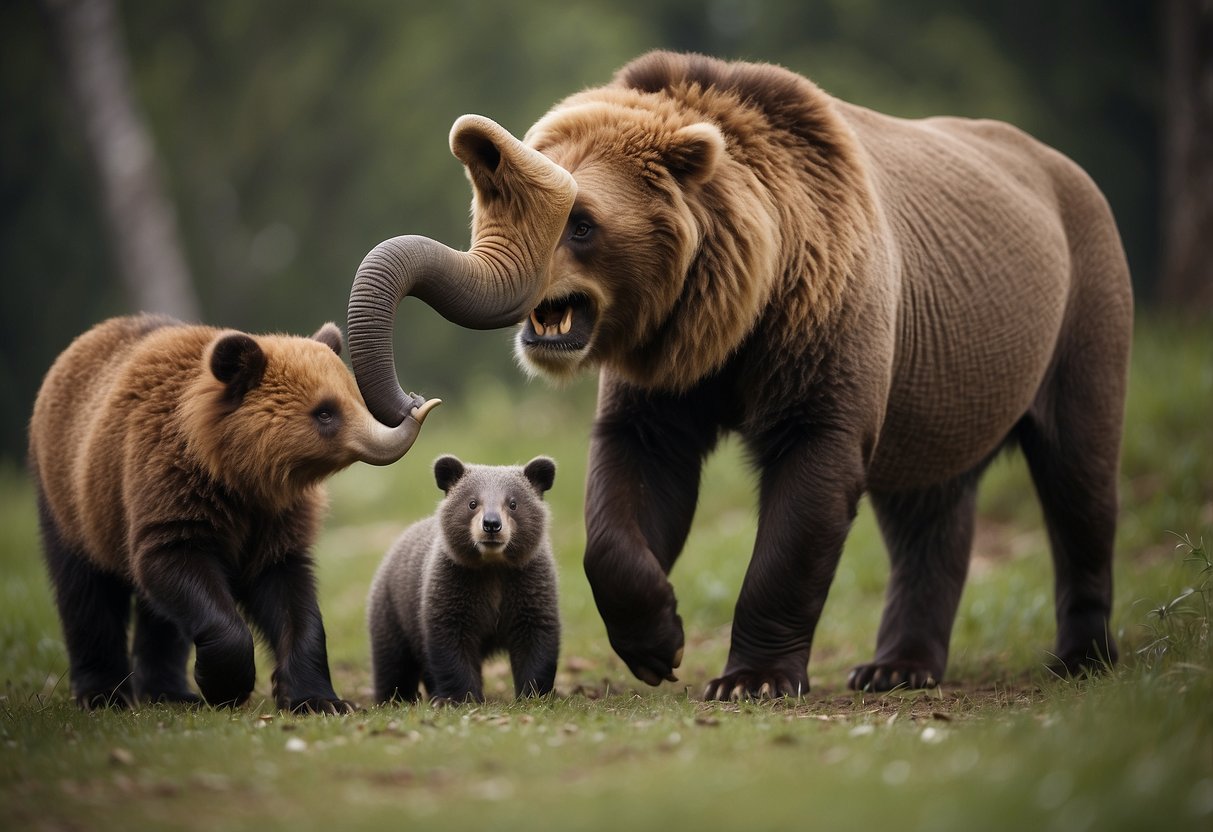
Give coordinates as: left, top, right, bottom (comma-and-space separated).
519, 294, 594, 352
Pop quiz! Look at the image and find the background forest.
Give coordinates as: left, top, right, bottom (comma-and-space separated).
0, 0, 1181, 463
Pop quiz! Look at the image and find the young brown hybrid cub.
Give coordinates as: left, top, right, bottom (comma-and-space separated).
28, 314, 437, 711
367, 455, 560, 703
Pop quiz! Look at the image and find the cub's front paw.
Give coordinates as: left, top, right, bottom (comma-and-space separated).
847, 662, 939, 692
703, 668, 806, 701
193, 626, 255, 707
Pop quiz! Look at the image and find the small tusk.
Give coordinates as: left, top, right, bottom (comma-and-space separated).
530, 311, 544, 336
559, 306, 573, 335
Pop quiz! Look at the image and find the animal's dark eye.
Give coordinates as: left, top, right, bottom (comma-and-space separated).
312, 400, 340, 430
469, 499, 478, 510
570, 220, 593, 241
508, 499, 517, 511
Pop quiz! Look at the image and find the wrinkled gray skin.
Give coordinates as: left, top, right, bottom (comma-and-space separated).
347, 52, 1132, 700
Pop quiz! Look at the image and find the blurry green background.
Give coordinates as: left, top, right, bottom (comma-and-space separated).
0, 0, 1164, 463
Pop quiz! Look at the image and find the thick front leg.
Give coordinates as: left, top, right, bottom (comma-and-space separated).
505, 563, 561, 698
584, 380, 721, 686
705, 433, 866, 700
135, 543, 255, 708
243, 554, 353, 714
132, 597, 200, 704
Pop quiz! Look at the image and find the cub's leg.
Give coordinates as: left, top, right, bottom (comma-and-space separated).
850, 471, 980, 691
367, 585, 422, 703
1017, 349, 1125, 675
504, 566, 560, 697
135, 541, 255, 707
422, 614, 486, 704
243, 554, 353, 714
38, 493, 134, 708
132, 597, 200, 704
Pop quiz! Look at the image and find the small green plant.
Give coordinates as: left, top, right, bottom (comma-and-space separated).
1134, 532, 1211, 668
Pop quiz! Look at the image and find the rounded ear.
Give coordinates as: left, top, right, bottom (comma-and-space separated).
209, 333, 266, 406
434, 456, 465, 493
523, 456, 556, 495
664, 122, 724, 185
312, 323, 343, 356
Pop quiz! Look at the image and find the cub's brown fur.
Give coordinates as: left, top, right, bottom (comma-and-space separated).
29, 314, 432, 710
367, 456, 559, 703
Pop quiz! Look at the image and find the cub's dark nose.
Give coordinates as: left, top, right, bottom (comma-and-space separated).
482, 512, 502, 534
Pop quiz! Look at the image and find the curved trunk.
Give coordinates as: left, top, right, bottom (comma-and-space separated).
347, 115, 577, 426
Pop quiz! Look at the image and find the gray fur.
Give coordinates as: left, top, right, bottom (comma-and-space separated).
367, 456, 560, 703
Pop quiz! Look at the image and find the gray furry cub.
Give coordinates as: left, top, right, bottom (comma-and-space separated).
367, 455, 560, 703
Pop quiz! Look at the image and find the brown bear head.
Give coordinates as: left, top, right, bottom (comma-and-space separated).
181, 324, 439, 509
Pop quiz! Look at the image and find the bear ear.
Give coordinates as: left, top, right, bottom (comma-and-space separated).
434, 455, 465, 492
523, 456, 556, 495
664, 122, 724, 185
209, 333, 266, 407
312, 323, 343, 356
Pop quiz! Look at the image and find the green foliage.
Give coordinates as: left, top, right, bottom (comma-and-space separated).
1, 316, 1210, 830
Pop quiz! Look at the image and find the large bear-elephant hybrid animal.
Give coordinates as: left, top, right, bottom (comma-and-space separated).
345, 51, 1133, 699
29, 314, 438, 710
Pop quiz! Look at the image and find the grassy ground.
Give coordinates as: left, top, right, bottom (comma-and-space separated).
2, 314, 1210, 831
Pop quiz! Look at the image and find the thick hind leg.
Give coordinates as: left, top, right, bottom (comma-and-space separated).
849, 472, 980, 691
38, 493, 134, 708
133, 598, 200, 704
1018, 358, 1124, 675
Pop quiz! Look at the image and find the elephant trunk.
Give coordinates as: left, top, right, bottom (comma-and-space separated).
347, 115, 577, 427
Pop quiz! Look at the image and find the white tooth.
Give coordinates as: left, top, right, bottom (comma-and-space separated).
559, 306, 573, 335
530, 311, 543, 335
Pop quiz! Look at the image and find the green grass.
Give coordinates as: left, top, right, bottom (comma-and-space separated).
2, 313, 1211, 831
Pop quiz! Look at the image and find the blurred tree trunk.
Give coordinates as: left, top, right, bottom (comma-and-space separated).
1160, 0, 1213, 309
42, 0, 199, 320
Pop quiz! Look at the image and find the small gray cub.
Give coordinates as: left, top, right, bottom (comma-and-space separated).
367, 455, 560, 703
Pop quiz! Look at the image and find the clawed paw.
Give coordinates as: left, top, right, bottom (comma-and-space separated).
610, 612, 685, 687
284, 697, 358, 715
847, 663, 939, 692
703, 670, 806, 702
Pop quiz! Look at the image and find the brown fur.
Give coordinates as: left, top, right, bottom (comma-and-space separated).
508, 52, 1132, 697
29, 314, 376, 710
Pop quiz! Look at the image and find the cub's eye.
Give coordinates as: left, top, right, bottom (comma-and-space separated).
508, 499, 517, 511
314, 409, 333, 424
469, 499, 478, 511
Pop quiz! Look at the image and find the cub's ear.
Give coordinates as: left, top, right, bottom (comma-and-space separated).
434, 455, 465, 493
312, 323, 343, 356
664, 122, 724, 185
209, 332, 266, 407
523, 456, 556, 495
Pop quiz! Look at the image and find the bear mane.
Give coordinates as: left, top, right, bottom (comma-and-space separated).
529, 51, 877, 391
